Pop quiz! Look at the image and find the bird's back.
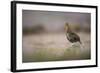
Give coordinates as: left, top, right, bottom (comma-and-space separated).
66, 32, 81, 43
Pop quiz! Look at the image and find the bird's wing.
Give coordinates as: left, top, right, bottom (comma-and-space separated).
69, 32, 80, 41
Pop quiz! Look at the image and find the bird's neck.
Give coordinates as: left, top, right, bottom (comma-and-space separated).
66, 27, 72, 33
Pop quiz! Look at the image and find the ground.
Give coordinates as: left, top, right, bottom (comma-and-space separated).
22, 32, 91, 62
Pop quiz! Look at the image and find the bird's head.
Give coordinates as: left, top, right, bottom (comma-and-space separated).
65, 23, 69, 30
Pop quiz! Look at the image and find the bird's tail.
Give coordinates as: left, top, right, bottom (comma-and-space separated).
79, 41, 85, 52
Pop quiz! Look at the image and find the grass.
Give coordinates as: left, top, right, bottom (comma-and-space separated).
22, 33, 91, 63
23, 43, 90, 63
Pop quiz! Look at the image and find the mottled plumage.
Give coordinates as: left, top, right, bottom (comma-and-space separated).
65, 23, 81, 44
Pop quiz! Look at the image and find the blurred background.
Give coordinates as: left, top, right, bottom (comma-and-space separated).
22, 10, 91, 63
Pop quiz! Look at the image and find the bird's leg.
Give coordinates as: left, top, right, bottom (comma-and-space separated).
71, 43, 75, 47
70, 42, 81, 56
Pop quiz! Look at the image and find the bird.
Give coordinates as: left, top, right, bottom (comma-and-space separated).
64, 23, 82, 44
